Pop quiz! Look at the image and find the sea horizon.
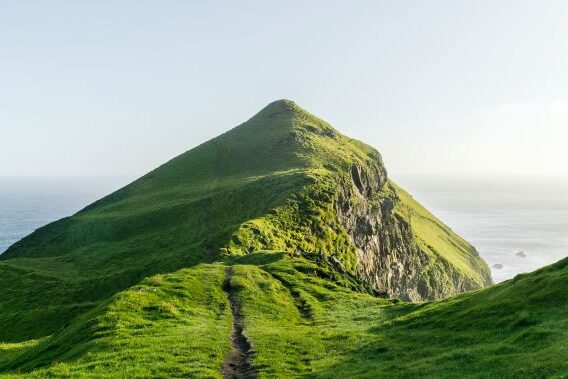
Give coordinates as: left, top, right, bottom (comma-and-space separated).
1, 173, 567, 283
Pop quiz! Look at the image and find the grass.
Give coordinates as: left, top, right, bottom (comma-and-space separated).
0, 100, 489, 341
392, 182, 486, 281
0, 99, 505, 376
0, 263, 232, 378
2, 252, 567, 377
226, 253, 568, 377
389, 181, 492, 297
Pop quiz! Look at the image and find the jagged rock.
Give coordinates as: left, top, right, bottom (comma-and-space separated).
335, 162, 491, 301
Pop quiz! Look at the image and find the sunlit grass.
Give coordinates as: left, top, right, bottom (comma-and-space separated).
0, 100, 501, 377
3, 253, 566, 377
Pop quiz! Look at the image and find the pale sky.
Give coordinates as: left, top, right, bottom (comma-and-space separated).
2, 1, 568, 179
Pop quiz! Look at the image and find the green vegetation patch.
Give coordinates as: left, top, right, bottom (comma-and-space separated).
0, 100, 505, 377
0, 264, 232, 378
2, 253, 568, 377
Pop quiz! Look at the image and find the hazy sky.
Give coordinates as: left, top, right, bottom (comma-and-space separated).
2, 1, 568, 179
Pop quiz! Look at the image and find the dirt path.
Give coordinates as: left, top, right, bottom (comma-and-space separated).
222, 267, 256, 379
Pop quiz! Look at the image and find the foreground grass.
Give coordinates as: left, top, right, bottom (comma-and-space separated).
2, 252, 567, 377
0, 264, 232, 378
230, 253, 568, 377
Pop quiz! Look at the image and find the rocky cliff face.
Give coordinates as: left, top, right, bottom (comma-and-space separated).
335, 160, 491, 301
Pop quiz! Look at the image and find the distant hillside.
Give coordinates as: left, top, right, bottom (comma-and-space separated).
0, 100, 502, 377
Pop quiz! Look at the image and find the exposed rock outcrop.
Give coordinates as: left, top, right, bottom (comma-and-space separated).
335, 160, 491, 301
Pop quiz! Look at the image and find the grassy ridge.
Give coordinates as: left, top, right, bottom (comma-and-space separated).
227, 253, 568, 377
2, 253, 566, 377
0, 101, 317, 341
0, 170, 306, 342
0, 100, 489, 342
0, 100, 501, 376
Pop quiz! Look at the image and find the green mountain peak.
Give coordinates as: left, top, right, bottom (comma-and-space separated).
255, 98, 300, 115
16, 101, 566, 378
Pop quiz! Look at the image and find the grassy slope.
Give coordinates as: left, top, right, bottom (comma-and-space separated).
0, 100, 490, 344
230, 254, 568, 377
1, 253, 566, 378
390, 181, 490, 288
0, 100, 313, 342
0, 264, 232, 378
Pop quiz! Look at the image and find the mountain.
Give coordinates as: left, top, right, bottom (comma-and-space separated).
0, 100, 490, 337
0, 99, 526, 377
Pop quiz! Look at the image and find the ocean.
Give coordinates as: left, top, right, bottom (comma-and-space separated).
1, 176, 567, 283
396, 175, 568, 282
